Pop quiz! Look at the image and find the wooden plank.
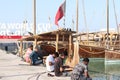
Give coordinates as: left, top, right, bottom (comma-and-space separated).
68, 34, 72, 62
20, 40, 23, 57
56, 33, 59, 52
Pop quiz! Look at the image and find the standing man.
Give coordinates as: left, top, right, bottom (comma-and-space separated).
71, 58, 92, 80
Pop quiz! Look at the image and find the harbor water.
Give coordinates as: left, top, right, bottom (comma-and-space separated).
85, 58, 120, 80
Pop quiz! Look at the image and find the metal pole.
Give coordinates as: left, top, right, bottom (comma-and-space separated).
76, 0, 79, 33
33, 0, 37, 48
33, 0, 36, 35
106, 0, 109, 49
63, 17, 65, 28
63, 0, 66, 28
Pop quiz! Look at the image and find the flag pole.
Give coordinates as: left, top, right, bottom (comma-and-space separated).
63, 0, 66, 28
63, 16, 65, 28
33, 0, 37, 49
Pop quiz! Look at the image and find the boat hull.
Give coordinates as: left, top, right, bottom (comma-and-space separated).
79, 45, 105, 58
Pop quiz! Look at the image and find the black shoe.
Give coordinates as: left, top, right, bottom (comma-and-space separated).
47, 73, 54, 77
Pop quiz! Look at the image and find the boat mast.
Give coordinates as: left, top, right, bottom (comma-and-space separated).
113, 0, 120, 48
113, 0, 119, 34
33, 0, 37, 48
82, 0, 89, 45
71, 0, 80, 66
106, 0, 109, 49
76, 0, 79, 33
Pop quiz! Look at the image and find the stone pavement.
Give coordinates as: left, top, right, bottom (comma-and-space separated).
0, 50, 70, 80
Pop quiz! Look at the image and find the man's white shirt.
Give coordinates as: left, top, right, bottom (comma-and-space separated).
46, 54, 55, 72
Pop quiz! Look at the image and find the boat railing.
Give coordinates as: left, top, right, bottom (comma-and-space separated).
80, 40, 120, 50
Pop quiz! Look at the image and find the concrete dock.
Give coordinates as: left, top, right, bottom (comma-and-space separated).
0, 50, 70, 80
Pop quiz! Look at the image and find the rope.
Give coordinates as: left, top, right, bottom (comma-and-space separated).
80, 47, 105, 54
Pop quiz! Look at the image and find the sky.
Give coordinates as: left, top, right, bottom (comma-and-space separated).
0, 0, 120, 35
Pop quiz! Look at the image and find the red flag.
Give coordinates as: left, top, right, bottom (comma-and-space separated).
55, 1, 66, 26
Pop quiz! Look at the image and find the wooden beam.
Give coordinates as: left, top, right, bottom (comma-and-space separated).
68, 34, 72, 61
56, 33, 59, 52
20, 40, 23, 57
110, 34, 112, 46
62, 35, 65, 41
34, 38, 37, 48
71, 41, 80, 67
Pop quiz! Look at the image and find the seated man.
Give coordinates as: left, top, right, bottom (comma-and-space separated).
29, 47, 43, 65
46, 52, 59, 72
46, 52, 55, 72
25, 45, 33, 63
54, 53, 70, 76
71, 58, 92, 80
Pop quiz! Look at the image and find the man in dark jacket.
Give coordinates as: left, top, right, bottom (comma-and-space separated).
29, 47, 43, 65
54, 53, 70, 76
71, 58, 92, 80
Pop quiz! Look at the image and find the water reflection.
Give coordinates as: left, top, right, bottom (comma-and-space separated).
105, 59, 120, 78
81, 58, 120, 80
